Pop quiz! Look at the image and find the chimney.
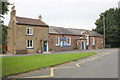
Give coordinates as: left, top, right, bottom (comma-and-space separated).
38, 15, 42, 20
11, 6, 16, 19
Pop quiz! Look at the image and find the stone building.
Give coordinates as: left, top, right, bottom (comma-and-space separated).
7, 6, 49, 54
7, 6, 104, 54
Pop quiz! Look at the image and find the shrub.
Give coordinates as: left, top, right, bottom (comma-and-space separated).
49, 48, 53, 51
73, 46, 79, 50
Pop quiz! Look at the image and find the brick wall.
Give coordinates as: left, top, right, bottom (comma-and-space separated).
48, 34, 85, 52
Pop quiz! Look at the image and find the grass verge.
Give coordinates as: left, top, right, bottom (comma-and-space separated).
2, 52, 96, 77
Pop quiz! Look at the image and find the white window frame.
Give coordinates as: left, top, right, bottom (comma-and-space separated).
55, 37, 60, 46
26, 40, 33, 48
26, 27, 33, 35
85, 35, 89, 45
92, 37, 95, 45
77, 40, 80, 46
66, 37, 71, 45
81, 32, 83, 34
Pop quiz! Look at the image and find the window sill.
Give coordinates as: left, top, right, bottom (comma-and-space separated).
55, 45, 60, 47
67, 44, 71, 46
26, 48, 34, 49
26, 35, 34, 36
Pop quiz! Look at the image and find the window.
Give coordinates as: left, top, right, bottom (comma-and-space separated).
92, 37, 95, 45
66, 37, 71, 45
81, 32, 83, 34
55, 37, 60, 46
77, 40, 80, 46
26, 40, 33, 48
85, 35, 89, 45
26, 27, 33, 35
101, 40, 103, 43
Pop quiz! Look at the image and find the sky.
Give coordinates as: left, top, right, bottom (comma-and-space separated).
4, 0, 120, 30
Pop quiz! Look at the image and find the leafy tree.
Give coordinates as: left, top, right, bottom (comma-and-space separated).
2, 25, 8, 54
93, 8, 119, 48
0, 1, 10, 54
116, 8, 120, 47
0, 2, 9, 15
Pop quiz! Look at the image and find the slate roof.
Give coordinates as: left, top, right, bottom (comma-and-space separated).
49, 26, 84, 36
49, 26, 103, 37
86, 31, 103, 37
16, 16, 48, 26
15, 16, 103, 37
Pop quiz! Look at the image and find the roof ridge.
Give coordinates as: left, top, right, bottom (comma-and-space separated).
16, 16, 40, 20
50, 26, 89, 31
16, 16, 48, 26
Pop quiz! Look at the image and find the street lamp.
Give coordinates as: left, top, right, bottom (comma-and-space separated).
101, 14, 105, 48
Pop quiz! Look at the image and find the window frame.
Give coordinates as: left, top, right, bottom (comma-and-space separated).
26, 40, 33, 49
92, 37, 95, 45
55, 37, 60, 46
66, 37, 71, 45
85, 35, 89, 45
26, 27, 33, 35
77, 40, 80, 46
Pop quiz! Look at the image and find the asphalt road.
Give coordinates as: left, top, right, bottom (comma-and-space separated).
9, 48, 118, 78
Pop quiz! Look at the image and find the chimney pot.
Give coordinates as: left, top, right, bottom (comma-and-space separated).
38, 15, 42, 20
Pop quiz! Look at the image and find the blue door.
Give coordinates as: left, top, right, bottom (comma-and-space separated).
82, 42, 84, 50
44, 41, 47, 52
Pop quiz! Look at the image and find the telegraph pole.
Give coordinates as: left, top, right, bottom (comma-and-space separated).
102, 14, 105, 48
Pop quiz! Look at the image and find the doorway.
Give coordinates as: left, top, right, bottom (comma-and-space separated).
44, 41, 48, 52
82, 41, 85, 50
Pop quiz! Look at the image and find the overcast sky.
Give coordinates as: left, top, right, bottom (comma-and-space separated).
4, 0, 119, 30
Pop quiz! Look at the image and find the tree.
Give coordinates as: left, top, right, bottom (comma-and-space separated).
116, 8, 120, 47
0, 1, 10, 54
1, 2, 10, 15
93, 8, 119, 48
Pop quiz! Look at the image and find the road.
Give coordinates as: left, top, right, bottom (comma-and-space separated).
9, 48, 118, 78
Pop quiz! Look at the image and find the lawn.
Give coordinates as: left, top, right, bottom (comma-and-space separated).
2, 52, 96, 77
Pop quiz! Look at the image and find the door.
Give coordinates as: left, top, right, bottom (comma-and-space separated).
44, 41, 47, 52
82, 42, 84, 50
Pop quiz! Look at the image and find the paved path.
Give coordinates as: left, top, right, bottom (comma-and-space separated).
1, 48, 117, 57
9, 48, 118, 78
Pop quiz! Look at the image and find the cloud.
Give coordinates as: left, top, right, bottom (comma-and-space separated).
4, 0, 119, 30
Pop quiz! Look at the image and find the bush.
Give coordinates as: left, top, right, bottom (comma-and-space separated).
49, 48, 53, 51
92, 45, 96, 49
73, 46, 79, 50
105, 44, 111, 48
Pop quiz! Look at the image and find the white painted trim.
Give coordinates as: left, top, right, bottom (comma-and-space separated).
92, 37, 95, 45
77, 40, 80, 46
26, 40, 33, 48
85, 35, 89, 45
84, 42, 86, 50
47, 41, 48, 52
26, 27, 33, 35
55, 37, 60, 46
66, 37, 71, 45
